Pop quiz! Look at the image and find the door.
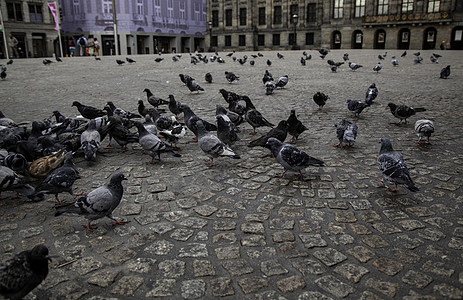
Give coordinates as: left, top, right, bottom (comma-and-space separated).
332, 31, 341, 49
374, 29, 386, 49
352, 30, 363, 49
398, 29, 410, 49
32, 33, 46, 57
423, 27, 437, 49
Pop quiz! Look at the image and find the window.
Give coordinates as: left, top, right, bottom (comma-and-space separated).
239, 35, 246, 46
258, 34, 265, 46
29, 4, 43, 23
137, 0, 144, 15
377, 0, 389, 15
333, 0, 343, 19
73, 0, 80, 15
211, 36, 218, 47
402, 0, 414, 13
427, 0, 440, 12
274, 6, 281, 24
180, 2, 185, 20
289, 33, 296, 45
225, 9, 232, 26
168, 0, 174, 19
259, 7, 265, 25
212, 10, 218, 27
273, 34, 280, 46
307, 4, 316, 23
240, 8, 246, 26
290, 4, 298, 20
103, 0, 113, 14
194, 2, 200, 21
225, 35, 231, 47
154, 0, 161, 18
7, 2, 23, 21
306, 32, 314, 45
355, 0, 365, 17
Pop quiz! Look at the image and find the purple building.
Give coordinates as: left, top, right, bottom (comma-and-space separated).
60, 0, 207, 56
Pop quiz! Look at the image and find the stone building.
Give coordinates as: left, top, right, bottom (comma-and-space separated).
207, 0, 463, 51
59, 0, 207, 56
0, 0, 59, 58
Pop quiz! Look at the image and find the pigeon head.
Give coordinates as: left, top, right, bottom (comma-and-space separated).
370, 83, 376, 88
266, 137, 283, 150
216, 104, 227, 115
71, 101, 81, 107
379, 138, 394, 153
276, 120, 289, 130
387, 103, 397, 110
110, 173, 128, 184
30, 244, 51, 262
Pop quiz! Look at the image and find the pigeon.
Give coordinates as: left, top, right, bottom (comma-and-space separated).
196, 120, 240, 167
245, 101, 274, 135
216, 115, 239, 147
205, 72, 213, 83
373, 62, 382, 72
248, 120, 289, 148
32, 152, 80, 204
225, 71, 239, 83
346, 100, 368, 117
387, 102, 426, 124
106, 115, 139, 151
330, 64, 338, 72
42, 59, 53, 65
348, 62, 363, 71
377, 138, 419, 192
226, 51, 234, 57
172, 56, 179, 62
266, 137, 325, 179
55, 173, 128, 231
0, 70, 6, 80
266, 59, 272, 66
365, 83, 378, 105
287, 109, 308, 144
185, 77, 204, 93
180, 104, 217, 142
430, 55, 438, 63
158, 118, 186, 147
432, 53, 442, 58
334, 119, 358, 148
413, 56, 423, 64
277, 52, 284, 59
143, 88, 169, 108
0, 244, 50, 300
94, 56, 101, 61
313, 92, 329, 110
137, 100, 160, 120
72, 101, 106, 119
258, 52, 264, 57
179, 74, 194, 85
262, 70, 274, 84
154, 58, 164, 62
6, 59, 13, 65
414, 119, 435, 143
28, 148, 67, 178
440, 65, 450, 79
378, 54, 385, 60
142, 115, 158, 136
0, 166, 39, 200
81, 119, 101, 161
250, 60, 255, 66
0, 151, 27, 174
300, 57, 306, 66
413, 51, 421, 56
216, 104, 243, 127
133, 122, 181, 164
401, 51, 407, 57
276, 75, 288, 88
168, 94, 182, 118
116, 59, 125, 65
126, 57, 136, 63
391, 56, 399, 66
265, 81, 276, 95
106, 101, 141, 119
343, 53, 349, 61
217, 57, 225, 63
318, 48, 329, 56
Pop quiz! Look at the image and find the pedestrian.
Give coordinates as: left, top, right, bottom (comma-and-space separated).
8, 34, 19, 58
94, 37, 100, 56
68, 38, 75, 57
87, 35, 95, 56
77, 35, 87, 56
440, 41, 445, 50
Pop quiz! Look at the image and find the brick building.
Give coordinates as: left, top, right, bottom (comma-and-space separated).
207, 0, 463, 51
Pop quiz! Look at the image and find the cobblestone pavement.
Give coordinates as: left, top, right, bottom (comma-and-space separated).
1, 49, 462, 299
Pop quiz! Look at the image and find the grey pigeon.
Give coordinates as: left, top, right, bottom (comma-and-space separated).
365, 83, 378, 105
262, 70, 273, 84
373, 62, 382, 72
180, 104, 217, 142
348, 62, 363, 71
377, 138, 419, 192
133, 121, 181, 164
185, 77, 204, 93
196, 120, 240, 167
216, 115, 239, 147
276, 75, 288, 88
287, 109, 308, 144
391, 56, 399, 66
0, 244, 50, 300
266, 137, 325, 179
225, 71, 239, 83
265, 80, 276, 95
440, 65, 450, 79
142, 115, 158, 135
334, 119, 358, 148
430, 55, 438, 63
414, 119, 435, 144
216, 104, 243, 127
346, 100, 368, 117
33, 152, 81, 204
168, 94, 182, 118
143, 88, 169, 108
413, 56, 423, 64
387, 102, 426, 124
55, 173, 129, 231
0, 166, 41, 200
81, 119, 101, 161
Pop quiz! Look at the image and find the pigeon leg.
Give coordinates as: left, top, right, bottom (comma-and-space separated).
275, 171, 287, 178
54, 194, 66, 205
296, 172, 304, 180
290, 137, 297, 144
389, 184, 398, 192
82, 222, 97, 232
333, 143, 341, 148
249, 130, 257, 135
111, 217, 128, 225
190, 137, 198, 143
318, 106, 323, 111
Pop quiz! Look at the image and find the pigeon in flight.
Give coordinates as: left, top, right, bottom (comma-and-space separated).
0, 69, 6, 80
55, 173, 129, 231
266, 137, 325, 179
387, 102, 426, 124
313, 92, 329, 110
414, 119, 435, 144
346, 100, 368, 117
287, 109, 308, 144
334, 119, 358, 148
365, 83, 378, 105
377, 138, 419, 192
0, 244, 51, 300
440, 65, 450, 79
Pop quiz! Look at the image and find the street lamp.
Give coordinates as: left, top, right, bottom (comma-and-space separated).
208, 21, 213, 52
292, 14, 299, 50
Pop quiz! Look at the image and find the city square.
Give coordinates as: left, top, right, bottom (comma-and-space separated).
0, 49, 462, 299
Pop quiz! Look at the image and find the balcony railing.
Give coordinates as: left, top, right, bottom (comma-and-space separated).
100, 13, 113, 20
132, 13, 144, 21
363, 12, 451, 23
152, 15, 162, 23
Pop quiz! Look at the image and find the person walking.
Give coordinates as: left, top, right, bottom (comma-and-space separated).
87, 36, 95, 56
94, 37, 100, 56
77, 35, 87, 56
8, 34, 19, 58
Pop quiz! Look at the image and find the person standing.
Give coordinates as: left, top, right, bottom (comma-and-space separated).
87, 36, 95, 56
77, 35, 87, 56
8, 34, 19, 58
94, 37, 100, 56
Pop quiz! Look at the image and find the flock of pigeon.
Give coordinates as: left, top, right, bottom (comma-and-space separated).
0, 47, 450, 298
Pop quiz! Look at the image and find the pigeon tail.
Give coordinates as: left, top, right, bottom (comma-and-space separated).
55, 200, 84, 216
405, 184, 419, 192
413, 108, 426, 113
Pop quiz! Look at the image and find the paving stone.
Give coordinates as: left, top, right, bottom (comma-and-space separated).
398, 219, 426, 231
245, 213, 269, 222
193, 259, 216, 277
272, 230, 295, 242
349, 224, 372, 235
125, 257, 157, 273
402, 290, 436, 300
365, 278, 399, 298
448, 237, 463, 250
348, 199, 372, 210
222, 259, 254, 276
110, 275, 143, 296
193, 204, 218, 216
209, 277, 234, 297
394, 234, 424, 249
215, 208, 238, 218
359, 291, 384, 300
158, 259, 186, 278
357, 210, 382, 223
362, 235, 390, 248
238, 276, 268, 294
276, 275, 306, 293
87, 270, 119, 287
72, 256, 103, 275
402, 270, 433, 288
178, 217, 208, 228
347, 246, 375, 263
170, 228, 194, 241
313, 248, 347, 266
178, 243, 208, 258
145, 279, 176, 297
246, 247, 277, 259
372, 222, 402, 234
433, 283, 463, 299
334, 211, 357, 223
49, 281, 88, 300
327, 199, 349, 209
418, 228, 446, 241
180, 279, 205, 299
103, 248, 136, 265
260, 259, 288, 276
297, 291, 333, 300
215, 246, 240, 260
315, 275, 354, 298
213, 220, 237, 231
241, 234, 266, 247
392, 248, 421, 264
241, 222, 265, 234
334, 263, 370, 283
212, 232, 237, 244
269, 218, 295, 230
144, 240, 174, 255
421, 260, 455, 277
292, 258, 326, 275
278, 206, 305, 217
373, 257, 404, 276
299, 233, 327, 248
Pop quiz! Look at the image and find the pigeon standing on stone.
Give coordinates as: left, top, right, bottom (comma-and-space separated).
414, 120, 435, 144
334, 119, 358, 148
72, 101, 106, 119
276, 75, 288, 88
225, 71, 239, 83
0, 244, 51, 300
377, 138, 419, 192
365, 83, 378, 105
196, 120, 240, 167
401, 51, 407, 57
387, 103, 426, 124
440, 65, 450, 79
265, 80, 276, 95
313, 92, 329, 110
347, 100, 368, 117
287, 109, 308, 144
116, 59, 125, 66
0, 166, 40, 200
266, 137, 325, 179
343, 53, 349, 61
248, 120, 289, 148
143, 88, 169, 108
391, 56, 399, 66
216, 115, 239, 147
55, 173, 129, 231
348, 62, 363, 71
205, 72, 213, 83
180, 104, 217, 142
245, 103, 274, 135
373, 62, 382, 73
126, 57, 136, 63
185, 77, 204, 93
81, 119, 101, 161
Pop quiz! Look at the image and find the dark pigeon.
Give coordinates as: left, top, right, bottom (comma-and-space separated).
401, 50, 407, 57
185, 77, 204, 93
216, 115, 239, 147
387, 102, 426, 124
347, 100, 368, 117
225, 71, 239, 83
245, 101, 274, 135
55, 173, 129, 231
248, 120, 289, 148
205, 72, 213, 83
180, 104, 217, 142
276, 75, 288, 88
377, 138, 419, 192
287, 109, 308, 144
440, 65, 450, 79
143, 88, 169, 108
334, 119, 358, 148
168, 94, 182, 118
348, 62, 363, 71
365, 83, 378, 105
313, 92, 329, 110
126, 57, 136, 63
72, 101, 106, 119
116, 59, 125, 65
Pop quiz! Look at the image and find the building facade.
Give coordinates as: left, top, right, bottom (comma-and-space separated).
0, 0, 60, 58
207, 0, 463, 51
59, 0, 207, 56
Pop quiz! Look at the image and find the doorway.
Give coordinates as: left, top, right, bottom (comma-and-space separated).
101, 35, 120, 55
374, 29, 386, 49
450, 26, 463, 50
332, 31, 341, 49
398, 28, 410, 49
423, 27, 437, 49
352, 30, 363, 49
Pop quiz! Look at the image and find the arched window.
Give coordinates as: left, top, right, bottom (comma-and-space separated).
374, 29, 386, 49
332, 31, 341, 49
352, 30, 363, 49
423, 27, 437, 49
398, 28, 410, 49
